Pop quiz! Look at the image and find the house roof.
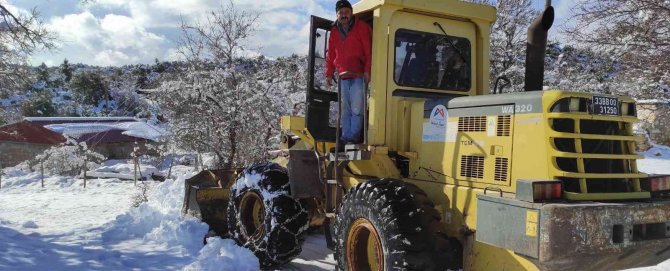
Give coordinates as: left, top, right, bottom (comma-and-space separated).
0, 122, 66, 145
0, 117, 165, 145
25, 117, 138, 125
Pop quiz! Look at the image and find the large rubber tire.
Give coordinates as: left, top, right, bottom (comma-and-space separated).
227, 162, 309, 268
334, 179, 461, 271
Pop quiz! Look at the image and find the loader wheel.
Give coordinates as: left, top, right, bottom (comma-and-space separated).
335, 179, 462, 271
227, 162, 309, 268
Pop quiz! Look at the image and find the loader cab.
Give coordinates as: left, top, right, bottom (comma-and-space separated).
305, 12, 374, 143
305, 0, 496, 147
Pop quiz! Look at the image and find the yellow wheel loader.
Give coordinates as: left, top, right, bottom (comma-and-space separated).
183, 0, 670, 270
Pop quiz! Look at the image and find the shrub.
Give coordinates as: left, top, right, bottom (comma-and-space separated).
20, 91, 56, 117
33, 137, 106, 176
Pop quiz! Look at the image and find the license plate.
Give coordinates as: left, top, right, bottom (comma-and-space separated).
592, 96, 619, 116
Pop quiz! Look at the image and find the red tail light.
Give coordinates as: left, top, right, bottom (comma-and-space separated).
533, 182, 562, 201
649, 175, 670, 192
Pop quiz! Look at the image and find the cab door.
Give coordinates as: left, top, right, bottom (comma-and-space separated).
306, 16, 337, 142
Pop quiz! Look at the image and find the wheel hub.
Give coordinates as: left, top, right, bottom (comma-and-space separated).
239, 191, 265, 242
346, 218, 384, 271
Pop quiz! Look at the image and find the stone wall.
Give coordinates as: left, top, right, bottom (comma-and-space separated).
0, 141, 51, 167
636, 101, 670, 146
91, 142, 159, 159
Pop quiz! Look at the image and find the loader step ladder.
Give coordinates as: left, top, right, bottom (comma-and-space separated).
322, 143, 371, 250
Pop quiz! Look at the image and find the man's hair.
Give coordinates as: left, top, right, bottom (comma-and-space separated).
336, 0, 352, 12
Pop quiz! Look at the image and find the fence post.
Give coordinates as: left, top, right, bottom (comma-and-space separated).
137, 156, 143, 181
40, 160, 44, 188
0, 162, 3, 190
134, 157, 138, 186
83, 156, 87, 189
194, 153, 200, 171
166, 158, 174, 180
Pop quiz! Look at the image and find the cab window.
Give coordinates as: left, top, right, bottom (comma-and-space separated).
394, 28, 471, 91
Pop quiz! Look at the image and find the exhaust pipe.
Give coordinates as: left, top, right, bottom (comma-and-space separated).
524, 2, 554, 91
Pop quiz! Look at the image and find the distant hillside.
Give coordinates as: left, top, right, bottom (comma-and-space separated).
0, 56, 309, 127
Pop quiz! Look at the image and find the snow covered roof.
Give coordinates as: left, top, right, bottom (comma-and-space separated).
44, 121, 165, 142
2, 117, 166, 144
636, 99, 670, 105
25, 117, 138, 123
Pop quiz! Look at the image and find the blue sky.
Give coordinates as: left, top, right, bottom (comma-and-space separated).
3, 0, 574, 66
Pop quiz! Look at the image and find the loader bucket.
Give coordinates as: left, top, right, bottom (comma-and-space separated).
182, 169, 241, 235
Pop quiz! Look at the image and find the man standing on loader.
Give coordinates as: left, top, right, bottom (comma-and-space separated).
325, 0, 372, 147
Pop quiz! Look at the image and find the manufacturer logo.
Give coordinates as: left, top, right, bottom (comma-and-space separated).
430, 105, 447, 126
423, 104, 449, 142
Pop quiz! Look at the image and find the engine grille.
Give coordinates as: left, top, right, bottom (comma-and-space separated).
494, 157, 509, 182
497, 115, 511, 136
549, 114, 646, 200
460, 155, 484, 179
458, 116, 486, 132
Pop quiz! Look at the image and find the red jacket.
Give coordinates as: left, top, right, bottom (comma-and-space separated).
325, 18, 372, 79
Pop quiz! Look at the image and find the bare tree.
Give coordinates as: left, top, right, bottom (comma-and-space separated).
489, 0, 537, 91
159, 55, 306, 168
177, 0, 260, 66
159, 1, 276, 168
0, 4, 55, 92
565, 0, 670, 98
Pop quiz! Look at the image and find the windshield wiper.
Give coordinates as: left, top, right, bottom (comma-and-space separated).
433, 22, 468, 64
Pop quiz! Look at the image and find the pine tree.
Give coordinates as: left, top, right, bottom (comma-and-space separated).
36, 62, 49, 83
60, 59, 73, 82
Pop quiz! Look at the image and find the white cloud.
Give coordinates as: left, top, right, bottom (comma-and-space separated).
94, 49, 134, 66
18, 0, 344, 65
48, 12, 102, 51
99, 14, 164, 50
90, 0, 220, 28
165, 47, 183, 61
240, 0, 334, 57
45, 11, 166, 66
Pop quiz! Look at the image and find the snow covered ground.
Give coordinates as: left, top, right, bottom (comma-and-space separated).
638, 144, 670, 175
1, 145, 670, 271
0, 163, 259, 271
